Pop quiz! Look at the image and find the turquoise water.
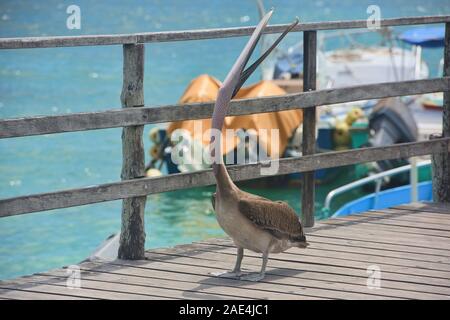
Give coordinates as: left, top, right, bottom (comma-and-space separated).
0, 0, 449, 280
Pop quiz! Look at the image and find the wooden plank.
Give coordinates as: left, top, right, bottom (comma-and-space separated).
118, 44, 146, 260
111, 260, 395, 300
292, 243, 450, 271
193, 238, 450, 273
321, 215, 450, 238
112, 258, 400, 300
0, 275, 179, 300
40, 268, 317, 300
309, 228, 450, 256
1, 138, 449, 217
78, 261, 328, 300
93, 260, 332, 300
144, 250, 448, 299
1, 77, 448, 138
361, 209, 450, 226
309, 222, 450, 250
361, 207, 450, 221
301, 30, 317, 228
290, 236, 450, 264
322, 209, 450, 228
381, 209, 450, 223
0, 287, 93, 300
400, 202, 450, 211
0, 34, 138, 49
323, 207, 450, 225
35, 273, 249, 300
393, 202, 450, 214
155, 252, 448, 299
170, 240, 450, 281
308, 222, 450, 248
188, 241, 450, 288
306, 233, 450, 257
387, 208, 450, 218
0, 279, 155, 300
90, 258, 450, 298
199, 235, 450, 265
1, 16, 449, 49
355, 211, 450, 230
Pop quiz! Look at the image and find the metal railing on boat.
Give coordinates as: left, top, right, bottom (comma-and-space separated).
323, 160, 432, 213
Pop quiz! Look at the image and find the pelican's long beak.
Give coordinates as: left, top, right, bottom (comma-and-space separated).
211, 10, 299, 148
230, 13, 299, 98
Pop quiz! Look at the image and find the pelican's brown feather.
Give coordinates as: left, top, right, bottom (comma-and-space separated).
238, 198, 306, 243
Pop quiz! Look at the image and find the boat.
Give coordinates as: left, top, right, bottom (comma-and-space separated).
266, 25, 445, 186
332, 181, 432, 217
399, 26, 445, 112
322, 160, 433, 217
269, 25, 445, 138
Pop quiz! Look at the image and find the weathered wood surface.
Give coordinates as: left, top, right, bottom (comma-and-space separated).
301, 30, 317, 228
432, 22, 450, 203
432, 135, 450, 203
1, 138, 449, 217
118, 44, 146, 260
1, 16, 449, 49
1, 77, 448, 139
395, 202, 450, 213
0, 203, 449, 300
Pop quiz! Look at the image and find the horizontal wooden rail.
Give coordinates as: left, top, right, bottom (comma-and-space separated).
0, 16, 449, 49
1, 77, 448, 139
1, 137, 448, 217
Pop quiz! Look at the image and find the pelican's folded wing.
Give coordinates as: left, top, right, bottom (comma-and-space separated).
238, 198, 306, 243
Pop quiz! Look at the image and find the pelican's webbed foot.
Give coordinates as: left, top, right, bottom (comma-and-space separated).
239, 272, 265, 282
210, 247, 244, 279
210, 270, 242, 278
238, 251, 268, 282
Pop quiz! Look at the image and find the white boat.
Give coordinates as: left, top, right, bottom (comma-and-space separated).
267, 26, 443, 142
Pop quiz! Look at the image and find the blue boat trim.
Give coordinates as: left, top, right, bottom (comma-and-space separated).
332, 181, 433, 217
399, 27, 445, 48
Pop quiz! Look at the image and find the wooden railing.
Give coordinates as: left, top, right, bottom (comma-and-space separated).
1, 15, 449, 259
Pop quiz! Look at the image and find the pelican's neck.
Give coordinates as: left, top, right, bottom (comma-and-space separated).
210, 76, 237, 192
213, 162, 236, 196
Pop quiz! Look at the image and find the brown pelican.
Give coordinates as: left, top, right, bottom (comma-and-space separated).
210, 10, 307, 282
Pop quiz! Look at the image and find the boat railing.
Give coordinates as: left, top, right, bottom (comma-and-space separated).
0, 15, 449, 259
323, 160, 432, 213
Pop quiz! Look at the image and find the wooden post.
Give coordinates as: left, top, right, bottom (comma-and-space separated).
118, 43, 147, 259
301, 31, 317, 227
431, 22, 450, 203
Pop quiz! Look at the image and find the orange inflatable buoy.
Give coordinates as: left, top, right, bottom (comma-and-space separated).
167, 74, 303, 158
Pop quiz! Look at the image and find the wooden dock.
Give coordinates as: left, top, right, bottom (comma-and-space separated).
1, 202, 449, 300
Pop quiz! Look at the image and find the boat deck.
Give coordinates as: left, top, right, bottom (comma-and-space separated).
1, 202, 449, 300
